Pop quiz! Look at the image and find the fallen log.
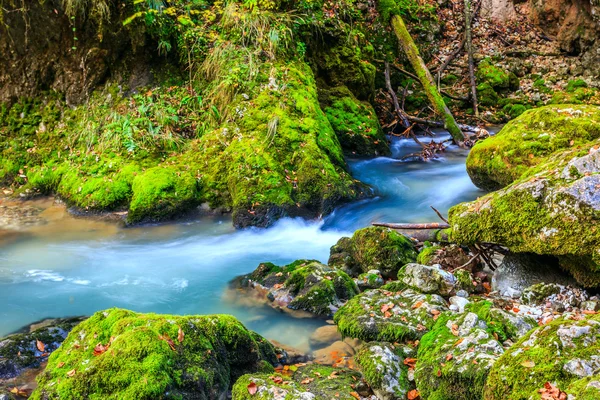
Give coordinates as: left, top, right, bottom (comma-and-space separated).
373, 222, 450, 229
390, 14, 466, 146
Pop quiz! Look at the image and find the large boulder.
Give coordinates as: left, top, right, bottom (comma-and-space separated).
484, 314, 600, 400
333, 287, 448, 342
466, 105, 600, 191
451, 137, 600, 287
397, 263, 457, 296
230, 260, 359, 317
30, 308, 277, 400
415, 301, 536, 400
329, 227, 418, 279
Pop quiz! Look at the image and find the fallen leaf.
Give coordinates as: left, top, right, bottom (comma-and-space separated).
36, 339, 45, 352
582, 310, 597, 315
57, 362, 65, 368
451, 324, 459, 336
412, 301, 424, 309
247, 382, 258, 395
384, 311, 392, 318
407, 389, 420, 399
446, 354, 453, 361
301, 378, 314, 384
521, 360, 536, 368
93, 342, 110, 356
538, 381, 567, 400
431, 309, 441, 316
350, 392, 360, 399
178, 327, 185, 343
437, 369, 442, 377
381, 304, 391, 313
67, 369, 76, 377
273, 376, 283, 384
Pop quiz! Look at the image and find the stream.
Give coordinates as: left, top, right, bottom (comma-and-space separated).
0, 132, 486, 352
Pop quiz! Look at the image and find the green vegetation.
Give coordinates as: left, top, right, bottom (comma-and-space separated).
31, 308, 277, 400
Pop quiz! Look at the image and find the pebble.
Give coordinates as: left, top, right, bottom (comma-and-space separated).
456, 290, 469, 298
450, 296, 470, 313
449, 304, 460, 312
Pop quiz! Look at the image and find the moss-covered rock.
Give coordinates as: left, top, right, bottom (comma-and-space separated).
415, 311, 505, 400
231, 260, 358, 317
127, 166, 200, 224
484, 314, 600, 400
232, 364, 363, 400
322, 87, 390, 156
328, 227, 418, 279
355, 342, 409, 400
333, 288, 448, 342
31, 308, 277, 400
567, 375, 600, 399
451, 137, 600, 287
355, 270, 385, 291
466, 105, 600, 191
476, 59, 520, 92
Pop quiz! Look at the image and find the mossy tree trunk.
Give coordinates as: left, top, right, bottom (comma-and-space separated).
390, 15, 466, 145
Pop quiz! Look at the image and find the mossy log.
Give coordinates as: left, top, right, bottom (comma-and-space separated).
390, 15, 466, 145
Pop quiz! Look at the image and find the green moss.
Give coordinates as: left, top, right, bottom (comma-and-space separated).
477, 82, 500, 108
454, 270, 476, 293
128, 166, 200, 224
31, 308, 277, 400
477, 59, 519, 91
416, 245, 440, 265
355, 342, 409, 398
566, 376, 600, 399
323, 87, 389, 156
484, 315, 600, 400
466, 105, 600, 190
521, 283, 561, 305
566, 79, 588, 92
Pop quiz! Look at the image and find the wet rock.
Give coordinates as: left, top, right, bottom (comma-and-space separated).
308, 325, 342, 350
355, 342, 409, 400
328, 227, 417, 279
492, 253, 578, 298
32, 308, 277, 400
0, 317, 85, 380
311, 339, 361, 367
398, 263, 456, 296
580, 300, 600, 312
334, 287, 448, 342
231, 260, 358, 318
484, 314, 600, 400
232, 364, 364, 400
270, 340, 310, 365
415, 311, 505, 400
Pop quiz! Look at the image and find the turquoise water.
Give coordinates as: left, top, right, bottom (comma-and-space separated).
0, 132, 483, 350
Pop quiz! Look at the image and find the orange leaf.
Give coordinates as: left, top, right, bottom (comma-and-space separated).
350, 392, 360, 399
582, 310, 597, 315
430, 309, 440, 316
381, 304, 391, 313
67, 369, 76, 377
57, 362, 65, 368
521, 360, 535, 368
93, 342, 110, 357
446, 354, 453, 361
273, 376, 283, 384
36, 339, 45, 352
178, 327, 185, 343
408, 389, 420, 399
451, 324, 459, 336
384, 311, 392, 318
247, 382, 258, 395
412, 301, 424, 309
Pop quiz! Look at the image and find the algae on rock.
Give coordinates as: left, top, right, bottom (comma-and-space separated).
31, 308, 277, 400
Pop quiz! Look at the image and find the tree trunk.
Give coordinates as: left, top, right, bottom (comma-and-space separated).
464, 0, 479, 117
390, 14, 466, 146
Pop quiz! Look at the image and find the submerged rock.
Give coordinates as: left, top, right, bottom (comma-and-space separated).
492, 252, 578, 298
397, 263, 457, 296
355, 342, 409, 400
333, 287, 448, 342
328, 227, 417, 279
484, 314, 600, 400
31, 308, 277, 400
231, 260, 359, 317
0, 317, 85, 380
232, 364, 364, 400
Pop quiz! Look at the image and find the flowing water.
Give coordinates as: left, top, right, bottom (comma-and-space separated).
0, 132, 485, 351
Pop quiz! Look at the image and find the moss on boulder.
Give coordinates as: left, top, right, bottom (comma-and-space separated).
31, 308, 277, 400
466, 105, 600, 191
397, 263, 457, 296
328, 227, 418, 279
231, 260, 358, 317
355, 342, 409, 400
452, 135, 600, 287
484, 314, 600, 400
333, 288, 448, 342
